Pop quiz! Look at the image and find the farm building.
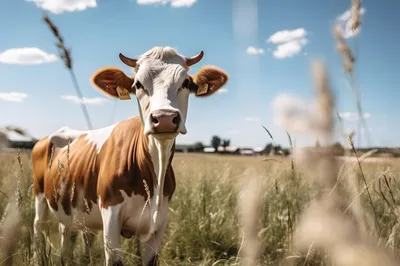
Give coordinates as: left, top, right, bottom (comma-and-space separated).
0, 127, 37, 151
203, 147, 216, 153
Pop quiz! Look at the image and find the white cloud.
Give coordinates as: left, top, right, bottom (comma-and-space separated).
335, 7, 366, 39
170, 0, 196, 7
244, 116, 261, 122
0, 48, 58, 65
0, 92, 28, 102
61, 95, 109, 105
246, 46, 264, 55
137, 0, 168, 4
228, 129, 241, 135
267, 28, 307, 44
137, 0, 196, 7
26, 0, 97, 14
216, 88, 228, 94
338, 112, 371, 121
273, 38, 308, 59
266, 28, 308, 59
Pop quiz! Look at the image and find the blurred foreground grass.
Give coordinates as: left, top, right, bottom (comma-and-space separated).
0, 150, 399, 265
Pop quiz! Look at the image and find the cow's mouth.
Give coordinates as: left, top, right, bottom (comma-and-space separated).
151, 132, 179, 140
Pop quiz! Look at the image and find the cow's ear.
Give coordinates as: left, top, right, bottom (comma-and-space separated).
189, 66, 228, 97
90, 67, 135, 99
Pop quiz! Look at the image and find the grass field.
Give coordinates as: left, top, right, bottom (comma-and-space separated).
0, 150, 400, 266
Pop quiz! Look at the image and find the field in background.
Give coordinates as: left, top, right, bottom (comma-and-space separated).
0, 151, 399, 265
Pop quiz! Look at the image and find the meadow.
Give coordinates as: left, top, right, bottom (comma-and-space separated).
1, 150, 400, 266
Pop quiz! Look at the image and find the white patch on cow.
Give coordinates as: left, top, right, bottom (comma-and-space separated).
34, 193, 45, 235
146, 135, 174, 241
46, 188, 103, 230
118, 190, 149, 234
142, 200, 169, 265
99, 197, 124, 264
49, 126, 86, 148
85, 123, 119, 152
49, 123, 119, 153
118, 190, 170, 241
95, 188, 170, 247
72, 189, 103, 229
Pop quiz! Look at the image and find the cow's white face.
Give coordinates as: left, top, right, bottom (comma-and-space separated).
133, 56, 191, 137
90, 46, 228, 140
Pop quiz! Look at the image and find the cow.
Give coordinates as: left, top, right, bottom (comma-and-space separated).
31, 46, 228, 266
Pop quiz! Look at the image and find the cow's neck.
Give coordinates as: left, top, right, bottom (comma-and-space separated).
146, 134, 175, 230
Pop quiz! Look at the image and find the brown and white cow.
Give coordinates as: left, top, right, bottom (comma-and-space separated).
31, 46, 228, 266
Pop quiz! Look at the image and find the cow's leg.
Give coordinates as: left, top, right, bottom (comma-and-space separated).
59, 223, 76, 265
33, 193, 47, 261
33, 194, 46, 238
101, 206, 123, 266
81, 230, 96, 263
143, 217, 168, 266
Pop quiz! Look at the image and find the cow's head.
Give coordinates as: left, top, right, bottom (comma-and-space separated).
90, 46, 228, 140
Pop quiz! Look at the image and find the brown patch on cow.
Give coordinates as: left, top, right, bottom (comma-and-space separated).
32, 137, 52, 196
43, 134, 99, 215
97, 116, 176, 209
31, 133, 99, 215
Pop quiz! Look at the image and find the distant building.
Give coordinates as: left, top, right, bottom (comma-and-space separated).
203, 147, 216, 153
0, 127, 37, 151
0, 131, 8, 150
239, 148, 255, 156
217, 146, 239, 154
175, 144, 191, 153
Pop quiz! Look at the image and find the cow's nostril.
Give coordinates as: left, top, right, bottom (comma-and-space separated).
151, 115, 159, 125
172, 116, 179, 125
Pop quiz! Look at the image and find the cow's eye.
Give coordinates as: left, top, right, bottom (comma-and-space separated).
135, 81, 143, 89
182, 78, 190, 89
183, 78, 198, 93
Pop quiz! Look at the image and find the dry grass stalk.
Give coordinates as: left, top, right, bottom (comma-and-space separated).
43, 15, 71, 69
351, 0, 362, 31
333, 25, 355, 73
290, 59, 399, 266
348, 134, 381, 234
311, 60, 334, 144
238, 169, 263, 266
0, 202, 20, 266
333, 0, 370, 147
43, 14, 93, 130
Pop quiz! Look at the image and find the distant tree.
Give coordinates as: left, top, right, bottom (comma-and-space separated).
330, 142, 345, 156
193, 142, 204, 152
264, 143, 273, 154
222, 139, 230, 151
211, 135, 221, 153
315, 139, 321, 148
274, 145, 282, 155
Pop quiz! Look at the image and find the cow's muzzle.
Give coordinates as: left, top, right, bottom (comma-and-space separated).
150, 110, 180, 134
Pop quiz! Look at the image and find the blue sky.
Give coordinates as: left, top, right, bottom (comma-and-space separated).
0, 0, 399, 148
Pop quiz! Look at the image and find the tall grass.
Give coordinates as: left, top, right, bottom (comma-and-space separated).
0, 152, 399, 265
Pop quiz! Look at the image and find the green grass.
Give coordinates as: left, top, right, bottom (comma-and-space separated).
0, 151, 399, 265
